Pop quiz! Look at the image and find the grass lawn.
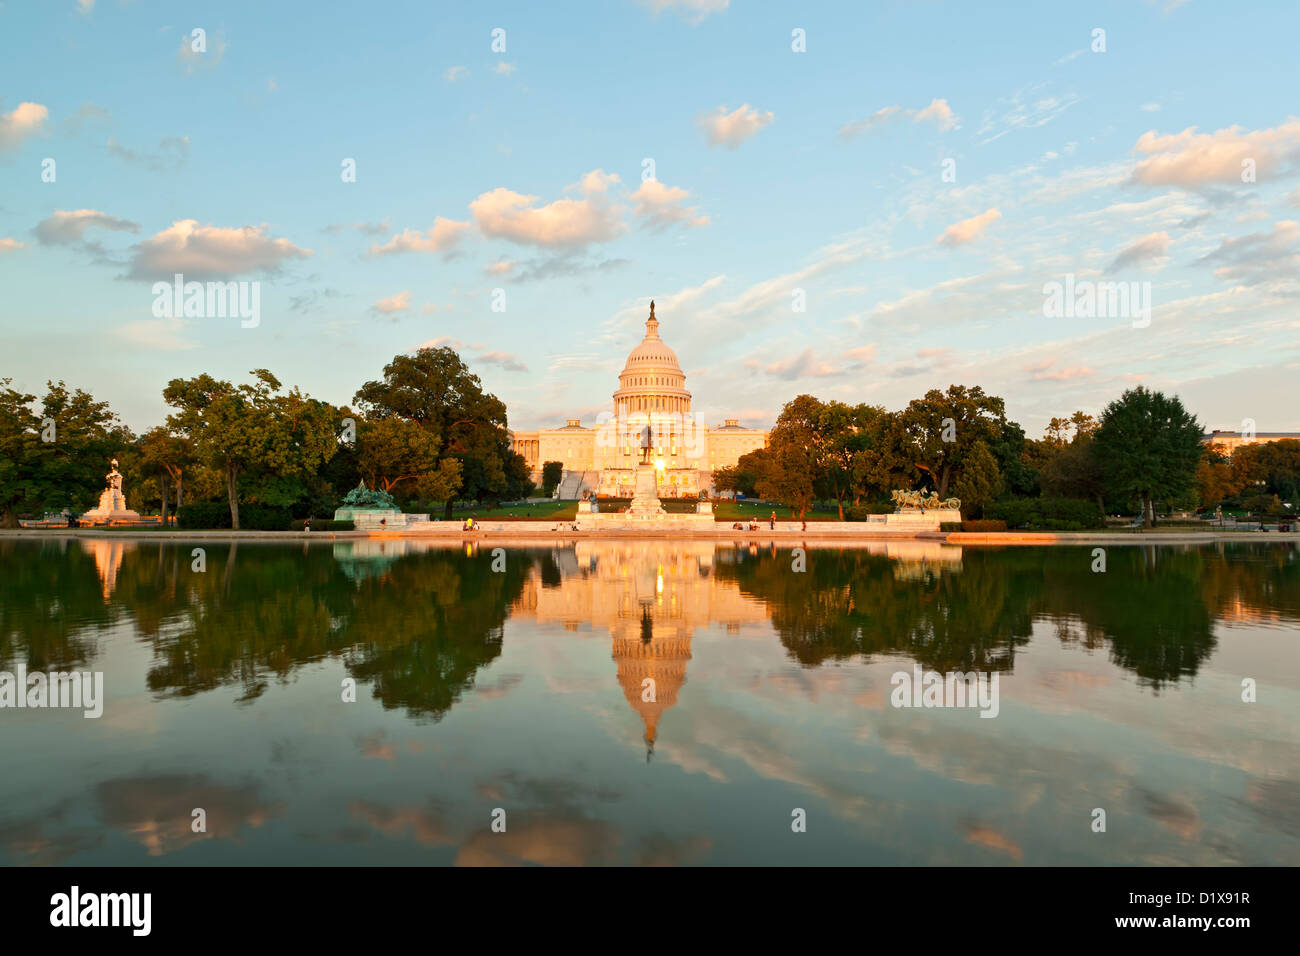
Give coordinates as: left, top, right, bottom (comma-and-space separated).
711, 501, 843, 522
446, 501, 577, 519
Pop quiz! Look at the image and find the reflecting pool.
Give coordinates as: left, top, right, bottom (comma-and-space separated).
1, 537, 1296, 865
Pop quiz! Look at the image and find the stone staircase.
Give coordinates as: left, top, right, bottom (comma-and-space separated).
554, 469, 596, 499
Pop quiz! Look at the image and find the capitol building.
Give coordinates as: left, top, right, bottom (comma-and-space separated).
510, 302, 768, 498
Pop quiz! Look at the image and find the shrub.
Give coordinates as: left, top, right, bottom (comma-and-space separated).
177, 502, 230, 529
177, 502, 292, 530
986, 498, 1103, 531
961, 519, 1007, 532
939, 521, 962, 531
845, 503, 893, 521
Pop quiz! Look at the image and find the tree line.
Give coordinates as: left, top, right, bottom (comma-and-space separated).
4, 349, 1292, 530
1, 346, 532, 529
712, 384, 1246, 528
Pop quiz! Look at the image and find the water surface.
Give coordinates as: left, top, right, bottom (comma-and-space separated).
1, 537, 1296, 865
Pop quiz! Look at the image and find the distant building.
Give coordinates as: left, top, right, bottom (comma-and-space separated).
1203, 430, 1300, 458
509, 301, 768, 497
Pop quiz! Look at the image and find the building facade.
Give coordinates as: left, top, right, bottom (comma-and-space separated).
1203, 430, 1300, 458
510, 302, 767, 497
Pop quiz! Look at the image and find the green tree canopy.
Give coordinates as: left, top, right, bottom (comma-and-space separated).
163, 369, 338, 529
1094, 386, 1203, 526
353, 346, 524, 514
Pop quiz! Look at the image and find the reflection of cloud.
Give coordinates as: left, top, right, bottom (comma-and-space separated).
0, 800, 105, 865
96, 775, 283, 856
1137, 789, 1201, 840
1240, 778, 1300, 839
350, 799, 454, 847
454, 814, 622, 866
961, 822, 1023, 861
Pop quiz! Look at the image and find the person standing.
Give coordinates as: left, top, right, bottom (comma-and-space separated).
769, 511, 776, 530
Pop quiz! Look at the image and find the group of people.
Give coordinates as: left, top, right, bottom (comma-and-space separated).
731, 512, 780, 532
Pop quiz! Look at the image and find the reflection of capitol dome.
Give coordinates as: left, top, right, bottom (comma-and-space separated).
509, 541, 769, 758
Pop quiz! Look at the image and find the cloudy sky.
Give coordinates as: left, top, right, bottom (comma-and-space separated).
2, 0, 1298, 437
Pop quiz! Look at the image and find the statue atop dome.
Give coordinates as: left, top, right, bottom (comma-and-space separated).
645, 299, 659, 339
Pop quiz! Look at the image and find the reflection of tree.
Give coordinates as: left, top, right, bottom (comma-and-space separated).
713, 544, 1300, 687
342, 552, 532, 718
0, 539, 113, 669
715, 549, 1036, 671
1, 541, 533, 721
1036, 547, 1217, 687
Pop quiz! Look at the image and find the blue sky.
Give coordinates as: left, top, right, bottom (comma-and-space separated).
2, 0, 1298, 437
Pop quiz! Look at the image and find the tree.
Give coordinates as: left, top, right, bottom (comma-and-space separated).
163, 370, 338, 529
953, 440, 1001, 518
816, 401, 880, 519
0, 378, 126, 526
139, 427, 196, 524
757, 395, 822, 518
900, 385, 1012, 498
1232, 439, 1300, 503
0, 380, 41, 527
355, 417, 460, 501
541, 461, 564, 498
354, 347, 514, 517
1040, 434, 1106, 513
851, 411, 915, 504
1094, 386, 1203, 527
712, 459, 761, 498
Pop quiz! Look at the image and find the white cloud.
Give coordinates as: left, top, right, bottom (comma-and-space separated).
107, 135, 191, 172
444, 66, 469, 83
1106, 231, 1171, 273
698, 104, 774, 149
841, 99, 960, 140
914, 98, 960, 131
493, 61, 516, 76
1131, 118, 1300, 187
476, 350, 528, 372
936, 208, 1002, 246
977, 84, 1080, 145
629, 179, 710, 229
33, 209, 139, 244
570, 169, 621, 194
126, 220, 311, 279
0, 102, 49, 150
0, 237, 25, 252
369, 217, 471, 256
1198, 220, 1300, 288
469, 187, 624, 249
758, 345, 876, 380
177, 31, 226, 72
642, 0, 729, 24
373, 290, 412, 315
115, 316, 197, 351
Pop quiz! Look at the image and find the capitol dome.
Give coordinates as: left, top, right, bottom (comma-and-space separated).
614, 301, 691, 416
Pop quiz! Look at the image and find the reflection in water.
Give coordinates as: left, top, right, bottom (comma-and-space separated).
0, 537, 1296, 865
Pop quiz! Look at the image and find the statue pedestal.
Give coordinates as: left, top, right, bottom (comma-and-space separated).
81, 488, 142, 524
628, 464, 665, 515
